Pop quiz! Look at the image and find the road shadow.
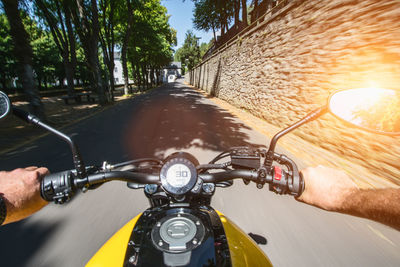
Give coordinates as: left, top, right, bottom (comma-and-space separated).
0, 219, 62, 267
210, 58, 222, 97
0, 80, 258, 266
123, 81, 253, 160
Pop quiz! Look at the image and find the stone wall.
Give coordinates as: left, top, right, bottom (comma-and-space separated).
187, 0, 400, 185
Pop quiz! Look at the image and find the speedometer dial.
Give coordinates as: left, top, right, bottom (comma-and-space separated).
165, 163, 191, 187
160, 153, 198, 196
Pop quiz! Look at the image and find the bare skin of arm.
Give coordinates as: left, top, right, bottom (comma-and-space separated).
0, 167, 49, 225
297, 165, 400, 231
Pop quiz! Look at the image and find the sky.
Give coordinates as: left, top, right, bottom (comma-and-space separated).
161, 0, 213, 50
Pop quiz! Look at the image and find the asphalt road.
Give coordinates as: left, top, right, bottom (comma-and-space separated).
1, 79, 399, 267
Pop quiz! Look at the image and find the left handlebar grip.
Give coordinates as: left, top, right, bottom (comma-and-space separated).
41, 171, 76, 204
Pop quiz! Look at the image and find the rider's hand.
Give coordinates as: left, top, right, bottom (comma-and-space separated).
0, 167, 49, 225
296, 165, 359, 211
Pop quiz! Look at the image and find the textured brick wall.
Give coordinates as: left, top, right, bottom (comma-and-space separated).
187, 0, 400, 185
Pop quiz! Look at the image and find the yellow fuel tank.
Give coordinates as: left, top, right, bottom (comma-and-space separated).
216, 210, 273, 267
86, 211, 272, 267
86, 213, 142, 267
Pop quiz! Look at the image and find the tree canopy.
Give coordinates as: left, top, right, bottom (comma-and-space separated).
0, 0, 176, 106
192, 0, 248, 39
174, 30, 211, 72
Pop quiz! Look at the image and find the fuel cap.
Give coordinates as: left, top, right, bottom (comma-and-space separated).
151, 213, 205, 253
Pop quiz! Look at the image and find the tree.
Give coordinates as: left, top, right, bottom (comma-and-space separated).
1, 0, 45, 118
0, 13, 17, 92
35, 0, 77, 96
192, 0, 219, 40
174, 37, 209, 74
192, 0, 248, 39
126, 0, 175, 90
241, 0, 248, 27
27, 17, 62, 90
70, 0, 108, 105
119, 0, 136, 95
199, 42, 210, 58
175, 30, 201, 71
99, 0, 119, 100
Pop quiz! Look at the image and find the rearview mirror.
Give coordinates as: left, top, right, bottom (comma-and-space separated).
0, 91, 11, 121
329, 88, 400, 135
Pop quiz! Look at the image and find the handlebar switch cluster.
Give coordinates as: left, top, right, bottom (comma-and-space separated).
41, 171, 75, 204
255, 167, 268, 189
268, 166, 289, 195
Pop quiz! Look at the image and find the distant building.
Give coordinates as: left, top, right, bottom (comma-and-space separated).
161, 62, 182, 83
114, 52, 133, 85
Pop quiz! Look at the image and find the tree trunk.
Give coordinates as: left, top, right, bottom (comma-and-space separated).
73, 0, 107, 105
141, 65, 146, 90
0, 78, 7, 91
108, 65, 115, 99
36, 0, 77, 97
122, 0, 134, 95
212, 24, 216, 41
156, 69, 160, 85
64, 60, 75, 96
241, 0, 248, 27
2, 0, 45, 119
143, 65, 148, 90
234, 0, 240, 28
37, 75, 42, 90
44, 76, 48, 89
134, 63, 141, 91
150, 67, 155, 87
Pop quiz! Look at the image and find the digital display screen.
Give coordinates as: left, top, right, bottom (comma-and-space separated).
166, 163, 191, 187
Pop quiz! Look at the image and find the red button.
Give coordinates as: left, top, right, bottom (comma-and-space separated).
274, 166, 282, 180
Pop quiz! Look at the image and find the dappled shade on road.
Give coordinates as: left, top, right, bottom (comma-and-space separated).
124, 82, 254, 160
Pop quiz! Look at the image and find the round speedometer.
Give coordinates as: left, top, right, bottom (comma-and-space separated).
160, 152, 198, 196
165, 163, 191, 187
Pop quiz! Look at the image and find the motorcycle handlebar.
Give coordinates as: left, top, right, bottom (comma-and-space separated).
199, 169, 259, 183
87, 171, 160, 185
41, 165, 303, 204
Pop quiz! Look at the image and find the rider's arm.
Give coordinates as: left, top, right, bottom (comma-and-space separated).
297, 165, 400, 230
0, 167, 49, 225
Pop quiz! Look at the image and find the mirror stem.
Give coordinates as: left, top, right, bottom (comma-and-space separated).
13, 107, 87, 180
265, 106, 328, 168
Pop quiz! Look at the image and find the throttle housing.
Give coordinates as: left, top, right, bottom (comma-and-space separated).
41, 171, 75, 204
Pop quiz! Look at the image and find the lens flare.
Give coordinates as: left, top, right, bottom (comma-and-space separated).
329, 88, 400, 133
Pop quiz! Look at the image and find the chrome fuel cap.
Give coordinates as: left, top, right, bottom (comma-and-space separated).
160, 217, 196, 251
151, 213, 205, 253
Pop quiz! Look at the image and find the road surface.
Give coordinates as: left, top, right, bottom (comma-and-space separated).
0, 79, 399, 266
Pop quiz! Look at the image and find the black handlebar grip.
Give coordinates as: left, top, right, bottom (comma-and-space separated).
298, 172, 305, 196
41, 171, 75, 204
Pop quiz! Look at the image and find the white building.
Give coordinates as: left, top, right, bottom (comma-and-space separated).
161, 62, 182, 83
113, 52, 134, 85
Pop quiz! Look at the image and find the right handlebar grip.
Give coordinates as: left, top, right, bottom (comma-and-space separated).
41, 171, 75, 204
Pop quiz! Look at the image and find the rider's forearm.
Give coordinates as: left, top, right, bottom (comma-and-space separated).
338, 188, 400, 230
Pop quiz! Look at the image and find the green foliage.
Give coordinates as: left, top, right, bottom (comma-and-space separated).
174, 30, 202, 71
192, 0, 250, 40
126, 0, 176, 87
192, 0, 219, 36
0, 13, 17, 92
200, 42, 211, 58
25, 15, 62, 89
1, 0, 176, 94
192, 0, 235, 36
0, 10, 62, 91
